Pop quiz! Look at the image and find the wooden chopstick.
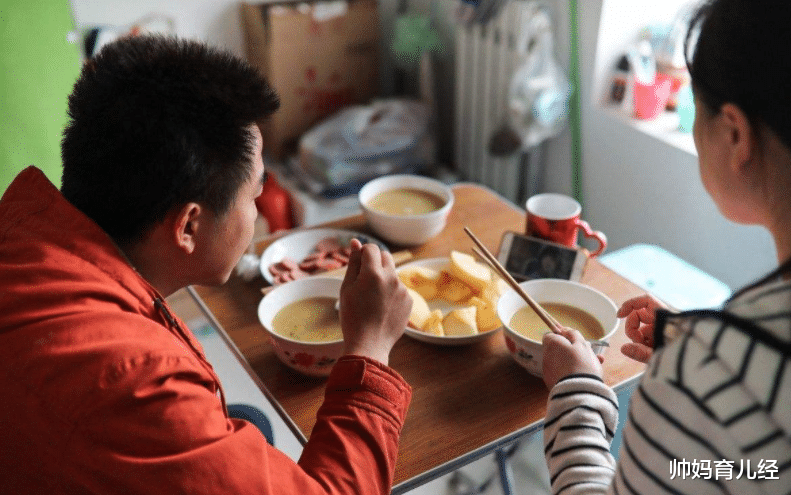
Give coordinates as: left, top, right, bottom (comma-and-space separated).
463, 227, 563, 334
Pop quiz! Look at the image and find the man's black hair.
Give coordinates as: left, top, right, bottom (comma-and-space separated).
61, 35, 279, 246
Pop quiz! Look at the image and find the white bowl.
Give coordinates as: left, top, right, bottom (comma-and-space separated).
358, 174, 454, 246
257, 277, 345, 377
497, 279, 619, 377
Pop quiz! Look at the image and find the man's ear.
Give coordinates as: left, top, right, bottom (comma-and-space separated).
720, 102, 756, 175
174, 202, 202, 254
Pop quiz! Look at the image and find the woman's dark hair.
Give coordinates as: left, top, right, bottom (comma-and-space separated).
685, 0, 791, 148
61, 35, 279, 247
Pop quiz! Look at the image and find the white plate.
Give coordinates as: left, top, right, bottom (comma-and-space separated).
259, 228, 387, 285
397, 257, 503, 346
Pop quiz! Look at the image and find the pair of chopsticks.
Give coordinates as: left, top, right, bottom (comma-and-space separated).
463, 226, 563, 334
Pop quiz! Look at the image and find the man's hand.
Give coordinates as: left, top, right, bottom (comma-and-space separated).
542, 328, 604, 390
339, 239, 411, 366
617, 294, 667, 363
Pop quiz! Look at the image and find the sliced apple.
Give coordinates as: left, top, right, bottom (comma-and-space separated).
406, 287, 431, 330
437, 271, 473, 303
443, 306, 478, 336
398, 266, 441, 288
422, 309, 445, 336
484, 276, 510, 297
399, 265, 441, 301
469, 296, 501, 332
479, 276, 509, 306
413, 282, 439, 301
449, 250, 491, 291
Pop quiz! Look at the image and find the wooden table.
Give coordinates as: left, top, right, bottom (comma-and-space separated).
189, 183, 647, 493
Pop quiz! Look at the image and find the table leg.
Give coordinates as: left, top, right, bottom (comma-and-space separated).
446, 442, 520, 495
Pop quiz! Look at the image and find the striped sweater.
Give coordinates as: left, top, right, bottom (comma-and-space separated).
544, 278, 791, 495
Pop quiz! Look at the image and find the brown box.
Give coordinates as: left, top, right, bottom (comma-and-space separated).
241, 1, 380, 160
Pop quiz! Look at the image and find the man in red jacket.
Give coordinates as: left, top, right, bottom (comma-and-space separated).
0, 35, 412, 494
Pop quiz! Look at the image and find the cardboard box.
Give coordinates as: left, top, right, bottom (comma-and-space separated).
242, 1, 380, 160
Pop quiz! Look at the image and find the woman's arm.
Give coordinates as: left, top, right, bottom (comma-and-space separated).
544, 374, 619, 495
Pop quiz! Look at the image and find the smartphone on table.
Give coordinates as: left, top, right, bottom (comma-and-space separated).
496, 231, 586, 282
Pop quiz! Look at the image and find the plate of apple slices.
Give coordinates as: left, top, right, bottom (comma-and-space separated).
396, 251, 510, 345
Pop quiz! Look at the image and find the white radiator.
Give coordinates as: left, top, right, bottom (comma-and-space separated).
454, 1, 544, 204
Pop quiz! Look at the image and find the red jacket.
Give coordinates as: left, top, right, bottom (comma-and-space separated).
0, 167, 412, 494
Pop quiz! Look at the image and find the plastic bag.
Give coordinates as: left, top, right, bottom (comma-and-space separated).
297, 99, 433, 189
507, 7, 571, 149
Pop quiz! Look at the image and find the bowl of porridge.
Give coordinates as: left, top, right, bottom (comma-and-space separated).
497, 279, 619, 377
257, 277, 345, 377
359, 174, 454, 246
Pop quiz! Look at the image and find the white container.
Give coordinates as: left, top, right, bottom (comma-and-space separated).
358, 174, 454, 246
497, 279, 620, 377
257, 277, 345, 377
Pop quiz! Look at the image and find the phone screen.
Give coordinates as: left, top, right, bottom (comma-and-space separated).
503, 234, 581, 281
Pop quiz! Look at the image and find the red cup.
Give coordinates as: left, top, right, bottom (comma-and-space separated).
633, 74, 673, 120
525, 193, 607, 257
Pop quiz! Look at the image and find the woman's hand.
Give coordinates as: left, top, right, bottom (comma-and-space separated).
617, 294, 667, 363
339, 239, 411, 366
542, 328, 604, 390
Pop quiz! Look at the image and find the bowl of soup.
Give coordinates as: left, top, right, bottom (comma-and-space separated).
497, 279, 620, 377
257, 277, 345, 377
359, 174, 454, 246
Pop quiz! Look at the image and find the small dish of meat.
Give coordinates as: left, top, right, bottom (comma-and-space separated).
260, 228, 388, 285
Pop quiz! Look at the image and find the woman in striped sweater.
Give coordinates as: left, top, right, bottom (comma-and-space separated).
541, 0, 791, 493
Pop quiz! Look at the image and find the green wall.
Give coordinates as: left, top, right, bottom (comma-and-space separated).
1, 0, 82, 194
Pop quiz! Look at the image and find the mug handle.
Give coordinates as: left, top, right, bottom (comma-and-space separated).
574, 219, 607, 257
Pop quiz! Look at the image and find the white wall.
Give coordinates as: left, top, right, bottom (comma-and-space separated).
537, 0, 573, 200
69, 0, 251, 55
563, 0, 776, 289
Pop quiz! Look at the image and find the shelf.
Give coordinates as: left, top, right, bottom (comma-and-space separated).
599, 105, 697, 157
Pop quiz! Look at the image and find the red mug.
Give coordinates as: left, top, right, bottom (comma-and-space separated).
633, 74, 673, 120
525, 193, 607, 257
